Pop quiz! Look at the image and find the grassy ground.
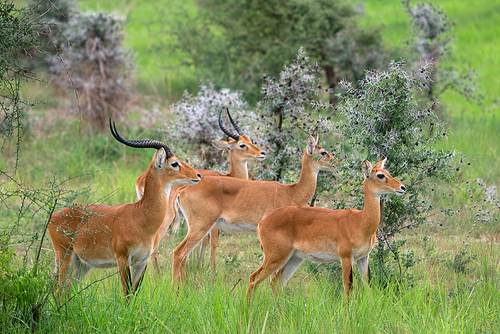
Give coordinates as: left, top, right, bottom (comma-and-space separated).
1, 111, 499, 332
8, 227, 498, 332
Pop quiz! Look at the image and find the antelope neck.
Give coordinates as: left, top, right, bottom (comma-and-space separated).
227, 154, 249, 179
287, 150, 317, 205
359, 180, 382, 236
137, 171, 170, 235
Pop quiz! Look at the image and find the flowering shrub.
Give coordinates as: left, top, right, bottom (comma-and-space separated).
166, 82, 255, 169
405, 1, 482, 106
332, 59, 496, 283
255, 48, 333, 183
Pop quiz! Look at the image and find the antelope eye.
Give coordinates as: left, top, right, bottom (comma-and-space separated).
320, 151, 327, 156
377, 174, 385, 179
171, 162, 179, 168
239, 144, 247, 149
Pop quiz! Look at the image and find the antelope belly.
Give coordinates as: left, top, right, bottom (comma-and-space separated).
299, 251, 341, 263
82, 258, 118, 269
215, 219, 257, 234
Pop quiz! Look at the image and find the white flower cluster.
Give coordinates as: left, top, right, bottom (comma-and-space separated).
169, 82, 254, 145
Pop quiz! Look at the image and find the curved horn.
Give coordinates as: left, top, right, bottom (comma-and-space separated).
218, 109, 239, 141
109, 119, 174, 159
226, 107, 244, 136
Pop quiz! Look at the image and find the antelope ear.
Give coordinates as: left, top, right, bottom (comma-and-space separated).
373, 157, 387, 169
306, 135, 316, 156
155, 148, 167, 169
314, 134, 319, 145
361, 160, 372, 178
212, 140, 232, 151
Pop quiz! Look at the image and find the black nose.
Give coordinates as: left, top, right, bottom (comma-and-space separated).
197, 173, 201, 178
400, 185, 406, 191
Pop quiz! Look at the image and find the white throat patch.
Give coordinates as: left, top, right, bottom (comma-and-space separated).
164, 185, 172, 198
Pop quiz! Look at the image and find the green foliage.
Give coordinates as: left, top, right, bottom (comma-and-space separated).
0, 254, 52, 329
332, 59, 465, 282
146, 0, 388, 103
404, 0, 483, 107
198, 0, 355, 97
445, 244, 476, 274
0, 4, 57, 326
0, 174, 78, 329
0, 2, 41, 157
27, 0, 78, 74
255, 48, 332, 182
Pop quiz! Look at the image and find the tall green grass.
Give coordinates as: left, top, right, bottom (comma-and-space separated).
12, 231, 498, 332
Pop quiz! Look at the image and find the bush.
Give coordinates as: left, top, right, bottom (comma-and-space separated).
0, 2, 41, 155
26, 0, 77, 75
404, 0, 482, 107
255, 48, 333, 183
0, 174, 78, 329
165, 82, 255, 169
50, 11, 134, 131
333, 59, 497, 284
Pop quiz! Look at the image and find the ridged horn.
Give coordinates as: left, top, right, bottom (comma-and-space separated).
226, 107, 244, 136
109, 119, 174, 159
218, 109, 239, 141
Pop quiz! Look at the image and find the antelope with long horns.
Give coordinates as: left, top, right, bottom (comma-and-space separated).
135, 108, 265, 271
48, 120, 201, 298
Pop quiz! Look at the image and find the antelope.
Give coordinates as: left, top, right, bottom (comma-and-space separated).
135, 109, 266, 271
48, 120, 201, 298
172, 135, 336, 283
246, 158, 406, 301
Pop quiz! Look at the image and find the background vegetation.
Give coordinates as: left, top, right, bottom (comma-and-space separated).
0, 0, 499, 331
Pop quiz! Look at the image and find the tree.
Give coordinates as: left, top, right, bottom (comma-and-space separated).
0, 2, 58, 328
404, 0, 482, 106
255, 48, 332, 183
149, 0, 388, 103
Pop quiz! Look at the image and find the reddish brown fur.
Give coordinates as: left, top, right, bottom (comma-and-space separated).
247, 158, 406, 300
171, 136, 336, 283
49, 148, 200, 298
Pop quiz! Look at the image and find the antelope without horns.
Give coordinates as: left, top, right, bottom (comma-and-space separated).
48, 120, 201, 298
247, 158, 406, 300
172, 135, 336, 283
134, 109, 266, 272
